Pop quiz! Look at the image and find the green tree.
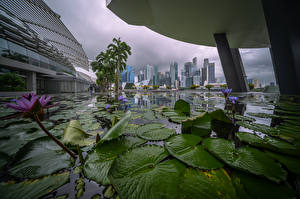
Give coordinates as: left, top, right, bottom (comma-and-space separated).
91, 50, 115, 92
205, 84, 214, 91
107, 38, 131, 95
0, 72, 26, 91
220, 84, 227, 88
248, 83, 254, 90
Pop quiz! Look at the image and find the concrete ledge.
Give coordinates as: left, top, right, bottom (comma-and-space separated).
0, 91, 35, 97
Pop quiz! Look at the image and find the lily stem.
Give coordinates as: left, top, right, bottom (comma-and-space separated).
77, 145, 84, 163
35, 115, 76, 159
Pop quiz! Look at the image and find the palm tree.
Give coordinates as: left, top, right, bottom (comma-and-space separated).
92, 50, 116, 92
107, 38, 131, 95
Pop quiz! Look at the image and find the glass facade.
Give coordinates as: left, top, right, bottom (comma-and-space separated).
0, 0, 89, 71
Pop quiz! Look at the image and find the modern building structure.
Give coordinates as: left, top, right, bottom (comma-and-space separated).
121, 65, 135, 83
253, 79, 261, 88
0, 0, 91, 94
170, 61, 178, 88
107, 0, 300, 94
153, 65, 158, 85
208, 63, 216, 83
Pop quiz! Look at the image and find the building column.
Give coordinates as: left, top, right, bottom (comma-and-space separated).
261, 0, 300, 95
214, 33, 249, 92
26, 71, 36, 93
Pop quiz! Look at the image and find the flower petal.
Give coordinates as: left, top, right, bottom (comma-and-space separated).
5, 102, 26, 112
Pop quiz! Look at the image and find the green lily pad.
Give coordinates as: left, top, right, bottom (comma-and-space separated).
179, 168, 238, 199
165, 134, 223, 169
210, 109, 232, 124
182, 112, 212, 136
0, 152, 9, 169
135, 123, 166, 134
101, 111, 131, 142
169, 116, 188, 124
0, 172, 70, 199
237, 132, 300, 156
9, 137, 73, 178
203, 138, 287, 183
61, 120, 94, 147
83, 136, 145, 185
232, 170, 296, 199
174, 99, 190, 116
123, 124, 139, 135
138, 128, 175, 141
108, 145, 185, 199
143, 111, 156, 120
266, 151, 300, 175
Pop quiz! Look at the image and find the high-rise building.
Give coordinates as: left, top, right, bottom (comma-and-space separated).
192, 57, 197, 67
0, 0, 91, 93
208, 63, 215, 83
153, 65, 159, 85
253, 79, 260, 88
121, 65, 134, 83
170, 62, 178, 87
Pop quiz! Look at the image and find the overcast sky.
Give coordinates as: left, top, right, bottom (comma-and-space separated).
45, 0, 276, 84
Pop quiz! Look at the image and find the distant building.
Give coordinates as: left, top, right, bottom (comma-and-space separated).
153, 65, 159, 85
170, 62, 178, 87
193, 76, 201, 86
208, 63, 215, 83
253, 79, 261, 88
248, 78, 253, 84
121, 65, 134, 83
270, 82, 275, 86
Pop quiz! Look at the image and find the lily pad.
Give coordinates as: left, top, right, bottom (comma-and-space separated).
9, 137, 73, 178
138, 128, 175, 141
237, 132, 300, 156
101, 111, 131, 142
232, 170, 296, 199
179, 168, 238, 199
203, 138, 287, 183
135, 123, 166, 134
165, 134, 223, 169
0, 172, 70, 199
62, 120, 94, 147
266, 151, 300, 175
182, 112, 212, 136
83, 136, 145, 185
174, 99, 190, 116
108, 145, 185, 199
169, 115, 188, 124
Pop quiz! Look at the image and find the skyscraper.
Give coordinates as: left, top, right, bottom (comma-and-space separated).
208, 63, 215, 83
154, 65, 159, 85
170, 62, 178, 87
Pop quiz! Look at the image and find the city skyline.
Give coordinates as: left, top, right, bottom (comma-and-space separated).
45, 0, 276, 84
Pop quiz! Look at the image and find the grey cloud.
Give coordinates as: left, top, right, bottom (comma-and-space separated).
45, 0, 275, 83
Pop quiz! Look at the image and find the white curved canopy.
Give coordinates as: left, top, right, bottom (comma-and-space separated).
107, 0, 270, 48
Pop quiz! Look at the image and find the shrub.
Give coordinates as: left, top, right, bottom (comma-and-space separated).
248, 83, 254, 90
166, 85, 171, 89
190, 84, 200, 89
153, 85, 159, 90
205, 84, 214, 91
124, 83, 135, 89
0, 72, 26, 91
143, 85, 150, 90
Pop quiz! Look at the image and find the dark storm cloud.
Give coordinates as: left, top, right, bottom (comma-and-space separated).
44, 0, 275, 83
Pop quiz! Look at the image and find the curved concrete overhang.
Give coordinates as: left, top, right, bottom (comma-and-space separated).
107, 0, 270, 48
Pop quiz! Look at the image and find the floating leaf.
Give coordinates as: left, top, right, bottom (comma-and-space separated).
266, 151, 300, 175
203, 138, 287, 183
101, 111, 131, 142
9, 137, 72, 178
135, 123, 165, 134
165, 135, 223, 169
62, 120, 94, 147
182, 112, 211, 136
237, 132, 300, 156
143, 111, 156, 120
0, 152, 9, 169
168, 115, 188, 124
138, 128, 175, 141
83, 136, 145, 185
179, 168, 238, 199
210, 109, 232, 124
0, 172, 70, 199
108, 145, 185, 199
232, 170, 296, 199
174, 99, 190, 116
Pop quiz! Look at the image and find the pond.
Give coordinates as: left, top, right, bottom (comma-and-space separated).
0, 91, 299, 199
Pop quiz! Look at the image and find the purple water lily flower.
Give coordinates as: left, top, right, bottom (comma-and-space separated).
105, 104, 111, 109
22, 93, 37, 100
6, 95, 39, 112
121, 98, 128, 103
228, 96, 238, 104
221, 88, 232, 98
118, 95, 124, 101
